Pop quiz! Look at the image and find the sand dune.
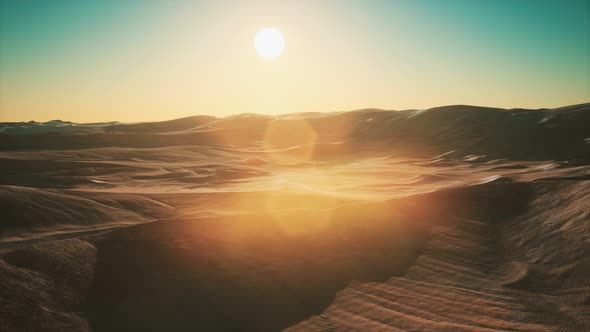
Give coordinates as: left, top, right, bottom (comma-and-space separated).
2, 104, 588, 161
0, 185, 174, 245
288, 182, 590, 331
0, 104, 589, 331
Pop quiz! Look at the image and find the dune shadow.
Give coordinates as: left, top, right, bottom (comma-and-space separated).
84, 200, 428, 332
85, 182, 535, 331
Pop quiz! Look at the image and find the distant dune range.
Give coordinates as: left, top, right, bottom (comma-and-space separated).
0, 104, 589, 331
2, 104, 589, 161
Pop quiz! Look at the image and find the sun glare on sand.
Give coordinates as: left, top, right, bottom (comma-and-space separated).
254, 27, 285, 59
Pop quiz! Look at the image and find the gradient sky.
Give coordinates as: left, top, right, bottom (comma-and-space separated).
1, 0, 589, 122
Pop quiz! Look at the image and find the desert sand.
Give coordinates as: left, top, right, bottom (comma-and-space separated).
1, 104, 589, 331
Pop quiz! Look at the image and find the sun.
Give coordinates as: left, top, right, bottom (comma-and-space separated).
254, 28, 285, 59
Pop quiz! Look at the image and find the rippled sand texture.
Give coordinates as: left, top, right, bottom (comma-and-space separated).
1, 104, 589, 331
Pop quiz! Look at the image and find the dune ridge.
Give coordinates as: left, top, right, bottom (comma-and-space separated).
1, 103, 589, 162
288, 182, 590, 331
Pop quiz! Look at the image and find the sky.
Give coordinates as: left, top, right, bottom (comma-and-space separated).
1, 0, 589, 122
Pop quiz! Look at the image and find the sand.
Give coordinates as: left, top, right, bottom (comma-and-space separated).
0, 104, 589, 331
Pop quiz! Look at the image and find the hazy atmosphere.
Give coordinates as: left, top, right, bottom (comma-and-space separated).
1, 0, 589, 122
1, 1, 589, 331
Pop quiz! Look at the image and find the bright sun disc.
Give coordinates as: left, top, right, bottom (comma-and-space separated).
254, 28, 285, 59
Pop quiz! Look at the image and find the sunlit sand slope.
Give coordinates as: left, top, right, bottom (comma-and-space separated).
288, 182, 590, 331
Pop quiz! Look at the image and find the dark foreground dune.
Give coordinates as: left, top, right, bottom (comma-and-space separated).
0, 104, 589, 331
